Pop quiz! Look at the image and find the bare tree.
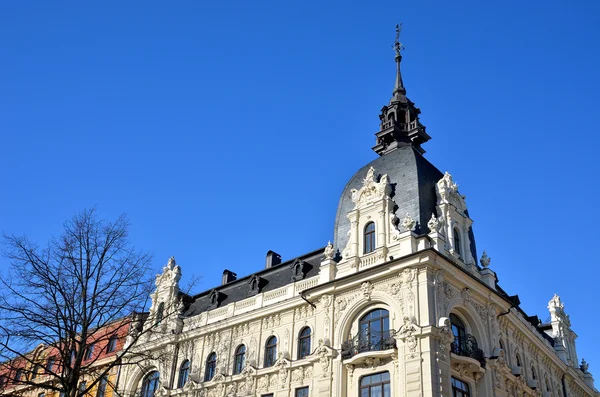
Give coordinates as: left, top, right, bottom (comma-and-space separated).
0, 209, 156, 397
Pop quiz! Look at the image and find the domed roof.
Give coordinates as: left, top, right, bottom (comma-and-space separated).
333, 145, 443, 253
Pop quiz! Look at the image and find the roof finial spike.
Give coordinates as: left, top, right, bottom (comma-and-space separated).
392, 23, 406, 99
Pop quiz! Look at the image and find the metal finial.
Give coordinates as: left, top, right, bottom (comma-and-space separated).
394, 23, 404, 54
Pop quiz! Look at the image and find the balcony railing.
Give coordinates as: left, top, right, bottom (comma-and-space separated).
451, 334, 486, 368
341, 330, 397, 360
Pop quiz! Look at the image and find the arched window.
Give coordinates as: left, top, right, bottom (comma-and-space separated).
531, 365, 537, 380
233, 345, 246, 375
298, 327, 311, 359
140, 371, 160, 397
498, 339, 505, 351
106, 335, 118, 353
515, 353, 522, 367
453, 229, 462, 258
451, 377, 470, 397
450, 313, 467, 354
204, 353, 216, 381
364, 222, 376, 254
360, 372, 390, 397
264, 336, 277, 368
359, 309, 390, 352
155, 302, 164, 326
545, 377, 551, 392
177, 360, 190, 388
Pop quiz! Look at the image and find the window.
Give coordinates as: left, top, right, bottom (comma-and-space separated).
515, 353, 522, 367
140, 371, 159, 397
264, 336, 277, 368
178, 360, 190, 388
84, 344, 95, 360
295, 387, 309, 397
298, 327, 311, 359
359, 309, 390, 352
364, 222, 376, 254
107, 335, 118, 353
46, 357, 55, 372
531, 366, 537, 380
261, 395, 274, 397
155, 303, 164, 326
38, 392, 45, 397
360, 372, 390, 397
453, 229, 462, 258
0, 376, 6, 390
450, 314, 467, 353
451, 377, 470, 397
205, 353, 217, 381
31, 364, 41, 379
15, 369, 23, 382
96, 376, 108, 397
78, 381, 87, 397
233, 345, 246, 375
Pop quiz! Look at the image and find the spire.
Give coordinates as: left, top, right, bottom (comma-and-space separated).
392, 23, 406, 101
372, 24, 431, 156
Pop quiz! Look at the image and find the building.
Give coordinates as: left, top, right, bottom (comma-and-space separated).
118, 27, 599, 397
0, 319, 130, 397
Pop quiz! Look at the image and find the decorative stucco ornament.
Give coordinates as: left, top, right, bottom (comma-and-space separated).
361, 281, 374, 299
436, 172, 467, 212
480, 251, 491, 268
427, 213, 440, 233
401, 213, 416, 231
155, 256, 182, 288
323, 241, 334, 260
350, 167, 392, 209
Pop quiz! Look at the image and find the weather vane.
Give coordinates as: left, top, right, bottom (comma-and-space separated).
394, 23, 405, 54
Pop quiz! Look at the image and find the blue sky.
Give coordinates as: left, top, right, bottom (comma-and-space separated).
1, 1, 599, 366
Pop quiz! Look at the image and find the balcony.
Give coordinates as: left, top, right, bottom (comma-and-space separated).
451, 334, 486, 368
341, 330, 397, 360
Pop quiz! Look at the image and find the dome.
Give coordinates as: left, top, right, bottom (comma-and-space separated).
332, 144, 478, 261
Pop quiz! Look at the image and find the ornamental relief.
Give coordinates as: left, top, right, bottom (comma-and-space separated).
294, 304, 315, 320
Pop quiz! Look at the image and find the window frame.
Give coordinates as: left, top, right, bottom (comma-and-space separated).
140, 371, 160, 397
453, 228, 462, 258
233, 345, 246, 375
178, 360, 190, 388
106, 335, 118, 353
295, 386, 309, 397
297, 327, 312, 359
96, 376, 108, 397
84, 344, 95, 361
46, 357, 56, 372
359, 371, 390, 397
204, 353, 217, 382
451, 376, 470, 397
264, 336, 278, 368
363, 222, 376, 254
78, 381, 87, 397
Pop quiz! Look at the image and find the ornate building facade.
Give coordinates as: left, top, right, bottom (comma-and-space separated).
118, 28, 599, 397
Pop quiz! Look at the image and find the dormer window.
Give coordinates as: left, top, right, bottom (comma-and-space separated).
248, 275, 264, 296
453, 228, 462, 258
364, 222, 376, 254
208, 290, 223, 309
291, 259, 307, 282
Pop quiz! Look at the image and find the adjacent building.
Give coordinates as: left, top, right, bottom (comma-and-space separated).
119, 29, 598, 397
0, 319, 130, 397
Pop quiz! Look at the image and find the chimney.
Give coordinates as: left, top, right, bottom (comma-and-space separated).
222, 269, 237, 285
265, 250, 282, 269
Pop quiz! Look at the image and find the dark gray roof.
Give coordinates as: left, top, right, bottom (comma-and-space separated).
333, 144, 477, 261
184, 248, 324, 317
